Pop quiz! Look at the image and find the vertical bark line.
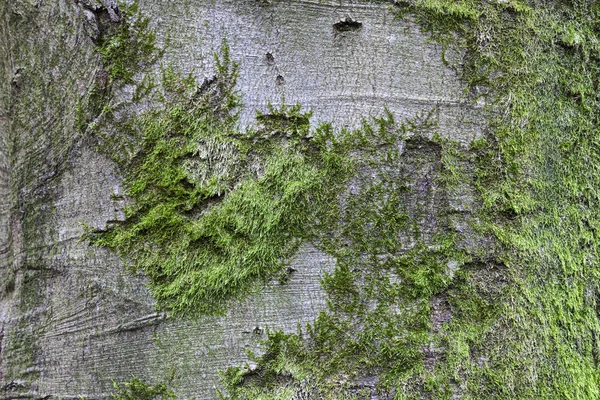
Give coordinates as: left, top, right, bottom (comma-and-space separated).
0, 1, 15, 387
0, 326, 3, 383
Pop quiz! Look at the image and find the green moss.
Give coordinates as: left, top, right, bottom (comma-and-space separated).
108, 375, 176, 400
220, 0, 600, 399
85, 36, 359, 315
81, 0, 600, 397
85, 7, 475, 388
219, 108, 474, 398
79, 374, 175, 399
392, 0, 600, 398
88, 5, 448, 323
3, 317, 42, 389
96, 1, 159, 84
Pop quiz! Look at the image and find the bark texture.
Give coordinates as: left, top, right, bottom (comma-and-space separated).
0, 0, 485, 398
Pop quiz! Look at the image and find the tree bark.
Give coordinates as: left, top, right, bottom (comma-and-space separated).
2, 0, 487, 398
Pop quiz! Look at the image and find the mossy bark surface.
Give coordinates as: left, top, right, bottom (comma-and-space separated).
0, 0, 518, 399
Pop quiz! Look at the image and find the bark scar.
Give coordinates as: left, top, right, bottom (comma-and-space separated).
333, 16, 362, 32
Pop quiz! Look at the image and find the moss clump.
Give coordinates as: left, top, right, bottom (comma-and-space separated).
110, 375, 175, 400
73, 1, 160, 137
88, 4, 450, 324
84, 0, 600, 397
86, 39, 357, 315
96, 1, 159, 84
221, 0, 600, 399
394, 0, 600, 398
220, 110, 477, 399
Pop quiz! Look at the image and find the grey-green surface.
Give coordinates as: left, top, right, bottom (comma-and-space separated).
0, 0, 484, 398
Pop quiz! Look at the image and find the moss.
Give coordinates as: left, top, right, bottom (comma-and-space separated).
81, 0, 600, 397
218, 108, 475, 398
85, 6, 479, 390
393, 0, 600, 398
88, 5, 453, 323
78, 374, 175, 399
220, 0, 600, 399
85, 31, 359, 315
2, 317, 42, 390
80, 375, 177, 400
96, 1, 159, 84
112, 377, 175, 400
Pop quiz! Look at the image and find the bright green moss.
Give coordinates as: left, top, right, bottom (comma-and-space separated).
219, 109, 473, 399
87, 2, 450, 322
221, 1, 600, 399
86, 37, 359, 315
83, 0, 600, 397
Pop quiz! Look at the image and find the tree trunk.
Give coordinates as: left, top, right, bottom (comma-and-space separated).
2, 0, 599, 399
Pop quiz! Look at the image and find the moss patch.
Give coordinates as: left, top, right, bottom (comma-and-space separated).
391, 0, 600, 397
83, 2, 483, 396
219, 111, 478, 399
111, 375, 176, 400
85, 24, 357, 315
78, 375, 176, 400
81, 0, 600, 398
220, 0, 600, 399
95, 1, 160, 84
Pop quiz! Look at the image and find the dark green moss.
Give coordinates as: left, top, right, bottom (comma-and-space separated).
394, 0, 600, 398
110, 375, 176, 400
2, 317, 42, 390
96, 1, 159, 84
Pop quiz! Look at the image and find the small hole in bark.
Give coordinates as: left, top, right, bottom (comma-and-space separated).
5, 277, 15, 294
94, 69, 109, 91
334, 16, 362, 32
275, 75, 285, 86
11, 68, 23, 91
278, 266, 296, 284
265, 52, 275, 65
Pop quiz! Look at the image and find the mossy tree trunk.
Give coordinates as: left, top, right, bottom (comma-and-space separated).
3, 0, 599, 399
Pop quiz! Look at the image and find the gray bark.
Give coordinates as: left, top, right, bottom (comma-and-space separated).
0, 0, 483, 398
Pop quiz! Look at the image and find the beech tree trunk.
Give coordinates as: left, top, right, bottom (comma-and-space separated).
2, 0, 486, 398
